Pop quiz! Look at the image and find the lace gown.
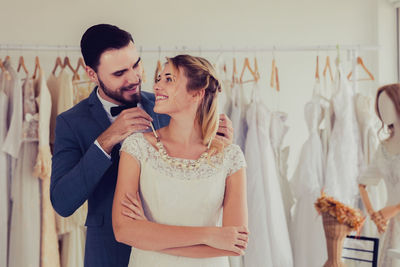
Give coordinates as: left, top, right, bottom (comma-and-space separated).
290, 98, 327, 267
358, 144, 400, 267
324, 66, 362, 206
120, 133, 246, 267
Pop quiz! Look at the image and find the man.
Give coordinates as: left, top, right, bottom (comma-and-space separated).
50, 24, 233, 267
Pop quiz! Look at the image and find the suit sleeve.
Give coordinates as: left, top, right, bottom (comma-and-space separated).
50, 114, 112, 217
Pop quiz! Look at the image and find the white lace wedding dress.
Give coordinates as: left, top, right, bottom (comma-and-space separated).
358, 143, 400, 267
120, 132, 246, 267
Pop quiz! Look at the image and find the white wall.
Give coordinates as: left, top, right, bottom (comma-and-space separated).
0, 0, 398, 178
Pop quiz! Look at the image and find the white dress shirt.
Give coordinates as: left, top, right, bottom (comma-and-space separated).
94, 88, 143, 159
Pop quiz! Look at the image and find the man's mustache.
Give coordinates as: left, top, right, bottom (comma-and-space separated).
121, 81, 141, 91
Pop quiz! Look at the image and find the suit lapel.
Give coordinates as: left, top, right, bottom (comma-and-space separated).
140, 92, 161, 129
88, 87, 111, 132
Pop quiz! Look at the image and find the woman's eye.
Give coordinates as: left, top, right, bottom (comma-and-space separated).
166, 77, 172, 82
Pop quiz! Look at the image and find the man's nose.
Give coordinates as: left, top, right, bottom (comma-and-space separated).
127, 68, 141, 84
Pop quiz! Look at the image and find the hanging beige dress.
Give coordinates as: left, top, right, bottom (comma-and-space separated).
33, 68, 61, 267
48, 68, 87, 267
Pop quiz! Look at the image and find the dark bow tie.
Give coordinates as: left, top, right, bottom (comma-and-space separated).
110, 103, 137, 117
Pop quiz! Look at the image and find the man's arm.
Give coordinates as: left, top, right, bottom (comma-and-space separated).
50, 114, 112, 217
51, 107, 153, 217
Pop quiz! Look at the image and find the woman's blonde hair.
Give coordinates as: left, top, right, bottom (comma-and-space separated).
375, 83, 400, 140
167, 55, 224, 155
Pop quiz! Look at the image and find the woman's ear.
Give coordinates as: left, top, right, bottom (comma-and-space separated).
192, 89, 205, 102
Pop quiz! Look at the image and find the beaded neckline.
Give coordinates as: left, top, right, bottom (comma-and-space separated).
149, 122, 210, 170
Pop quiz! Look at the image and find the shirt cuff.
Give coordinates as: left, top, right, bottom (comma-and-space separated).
94, 139, 112, 160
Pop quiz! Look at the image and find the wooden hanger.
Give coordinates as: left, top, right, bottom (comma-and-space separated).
347, 56, 375, 81
323, 56, 333, 81
253, 57, 260, 80
63, 56, 76, 73
73, 57, 86, 81
141, 61, 146, 83
75, 57, 86, 72
231, 57, 238, 87
52, 56, 63, 75
270, 59, 280, 92
17, 56, 29, 75
315, 55, 320, 80
239, 57, 259, 84
0, 58, 6, 73
1, 57, 11, 81
32, 56, 41, 79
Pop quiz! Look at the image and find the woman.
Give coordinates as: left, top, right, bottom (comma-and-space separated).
359, 83, 400, 267
112, 55, 248, 267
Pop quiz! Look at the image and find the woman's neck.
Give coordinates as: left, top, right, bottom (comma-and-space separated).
161, 115, 203, 147
386, 122, 400, 153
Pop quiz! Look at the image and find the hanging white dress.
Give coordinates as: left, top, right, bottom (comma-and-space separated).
358, 144, 400, 267
270, 111, 293, 224
319, 75, 334, 160
215, 57, 232, 116
230, 83, 248, 151
7, 72, 41, 267
324, 66, 362, 206
121, 133, 246, 267
290, 96, 327, 267
354, 93, 386, 238
0, 67, 10, 267
243, 84, 273, 267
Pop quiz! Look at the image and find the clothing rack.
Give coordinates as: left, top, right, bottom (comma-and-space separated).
0, 44, 380, 53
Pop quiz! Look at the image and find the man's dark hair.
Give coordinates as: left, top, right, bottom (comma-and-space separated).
80, 24, 134, 72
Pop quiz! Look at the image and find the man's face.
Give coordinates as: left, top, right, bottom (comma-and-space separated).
91, 41, 142, 105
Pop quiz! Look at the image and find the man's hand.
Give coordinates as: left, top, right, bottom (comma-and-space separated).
97, 108, 152, 154
216, 114, 233, 146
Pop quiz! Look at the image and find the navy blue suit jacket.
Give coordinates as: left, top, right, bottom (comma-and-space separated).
50, 88, 170, 267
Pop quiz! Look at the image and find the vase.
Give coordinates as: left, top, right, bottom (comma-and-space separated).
322, 212, 351, 267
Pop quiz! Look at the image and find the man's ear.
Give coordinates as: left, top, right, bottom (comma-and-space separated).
85, 66, 98, 83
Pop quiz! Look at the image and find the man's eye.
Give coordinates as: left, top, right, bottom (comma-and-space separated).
114, 72, 124, 77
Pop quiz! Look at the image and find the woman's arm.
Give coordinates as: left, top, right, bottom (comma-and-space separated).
112, 151, 247, 252
359, 184, 387, 233
359, 184, 375, 216
158, 168, 248, 257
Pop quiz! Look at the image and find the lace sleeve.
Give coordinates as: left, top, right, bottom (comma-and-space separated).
120, 133, 143, 162
358, 144, 384, 186
225, 144, 247, 177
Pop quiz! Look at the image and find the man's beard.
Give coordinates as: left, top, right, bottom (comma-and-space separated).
98, 76, 141, 105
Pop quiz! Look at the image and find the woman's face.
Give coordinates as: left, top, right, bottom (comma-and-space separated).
378, 91, 397, 126
153, 63, 201, 116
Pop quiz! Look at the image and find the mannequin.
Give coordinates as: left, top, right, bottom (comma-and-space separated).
358, 83, 400, 266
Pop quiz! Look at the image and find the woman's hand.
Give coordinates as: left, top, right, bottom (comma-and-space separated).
371, 211, 388, 234
205, 226, 249, 255
121, 192, 148, 221
377, 205, 400, 221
